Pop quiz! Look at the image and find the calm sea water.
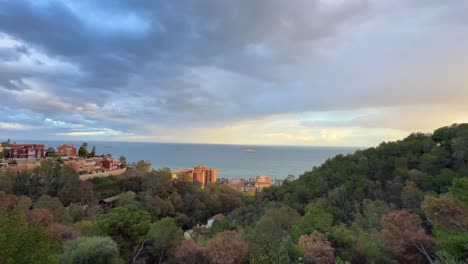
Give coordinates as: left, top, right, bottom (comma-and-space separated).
18, 141, 358, 180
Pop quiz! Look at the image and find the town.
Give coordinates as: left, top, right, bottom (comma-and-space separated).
0, 139, 276, 193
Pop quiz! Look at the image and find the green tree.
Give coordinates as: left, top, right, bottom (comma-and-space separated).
250, 206, 300, 263
0, 209, 60, 263
135, 160, 152, 173
434, 250, 468, 264
292, 201, 333, 239
68, 204, 85, 223
142, 193, 175, 219
450, 177, 468, 205
56, 165, 81, 205
119, 156, 127, 168
352, 199, 390, 230
0, 170, 15, 193
78, 143, 88, 158
46, 147, 56, 157
60, 236, 123, 264
401, 181, 424, 210
143, 168, 173, 197
145, 217, 184, 264
116, 191, 137, 207
92, 205, 151, 260
89, 146, 96, 157
327, 224, 355, 260
2, 148, 10, 159
433, 228, 468, 260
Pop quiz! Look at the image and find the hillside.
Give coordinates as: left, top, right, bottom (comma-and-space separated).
0, 124, 467, 263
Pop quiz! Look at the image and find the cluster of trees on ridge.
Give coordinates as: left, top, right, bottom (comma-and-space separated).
0, 123, 467, 263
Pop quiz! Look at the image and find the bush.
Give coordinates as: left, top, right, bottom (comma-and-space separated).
60, 236, 123, 264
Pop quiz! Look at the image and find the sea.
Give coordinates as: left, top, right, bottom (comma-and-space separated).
17, 141, 359, 180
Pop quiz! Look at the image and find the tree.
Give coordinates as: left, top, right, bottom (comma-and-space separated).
2, 148, 10, 159
12, 160, 80, 204
352, 199, 390, 230
92, 205, 151, 260
50, 224, 81, 243
68, 204, 85, 223
206, 230, 248, 264
116, 191, 137, 207
26, 208, 54, 228
450, 177, 468, 205
380, 210, 435, 263
60, 236, 123, 264
433, 250, 467, 264
56, 165, 81, 205
0, 170, 15, 193
250, 206, 300, 263
421, 195, 467, 232
119, 156, 127, 168
433, 228, 468, 260
34, 195, 72, 224
0, 192, 32, 212
143, 168, 173, 197
46, 147, 56, 157
142, 193, 175, 219
401, 180, 424, 210
89, 145, 96, 157
293, 201, 333, 239
298, 231, 335, 264
145, 217, 184, 264
327, 224, 355, 261
0, 209, 60, 263
78, 143, 88, 157
135, 160, 152, 173
354, 229, 390, 264
175, 239, 209, 264
421, 195, 468, 259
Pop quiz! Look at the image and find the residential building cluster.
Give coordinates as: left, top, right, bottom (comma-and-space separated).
227, 175, 272, 192
1, 142, 278, 193
64, 156, 122, 174
0, 143, 122, 175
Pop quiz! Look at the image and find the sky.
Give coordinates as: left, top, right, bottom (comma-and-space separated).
0, 0, 467, 146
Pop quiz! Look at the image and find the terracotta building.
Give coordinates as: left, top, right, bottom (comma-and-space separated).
255, 175, 272, 192
10, 144, 45, 159
192, 165, 217, 187
102, 158, 119, 171
57, 144, 77, 157
176, 165, 217, 188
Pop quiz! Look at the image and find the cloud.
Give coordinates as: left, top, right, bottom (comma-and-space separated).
0, 122, 30, 130
55, 128, 129, 137
0, 0, 467, 144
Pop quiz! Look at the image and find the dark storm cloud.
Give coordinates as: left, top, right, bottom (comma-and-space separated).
0, 0, 369, 96
0, 0, 468, 141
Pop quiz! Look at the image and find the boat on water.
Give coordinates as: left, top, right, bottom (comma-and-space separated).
242, 149, 255, 153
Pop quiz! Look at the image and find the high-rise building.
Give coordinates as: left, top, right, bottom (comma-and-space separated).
177, 165, 217, 188
193, 165, 217, 187
255, 175, 271, 192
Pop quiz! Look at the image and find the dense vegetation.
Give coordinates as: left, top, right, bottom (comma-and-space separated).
0, 123, 467, 263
